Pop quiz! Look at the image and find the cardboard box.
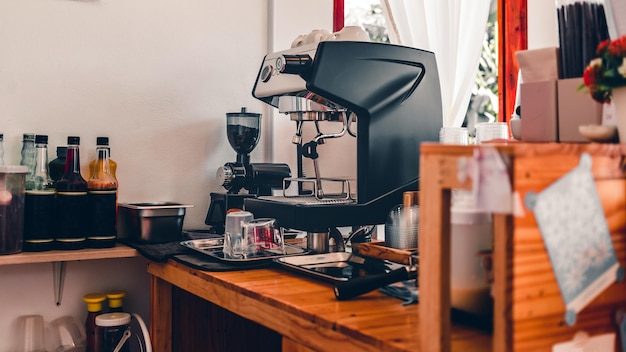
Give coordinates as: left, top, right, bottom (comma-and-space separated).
520, 78, 603, 142
516, 47, 560, 83
557, 78, 603, 142
521, 80, 558, 142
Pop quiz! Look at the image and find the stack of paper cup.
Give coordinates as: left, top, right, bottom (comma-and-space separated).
439, 127, 470, 145
475, 122, 509, 143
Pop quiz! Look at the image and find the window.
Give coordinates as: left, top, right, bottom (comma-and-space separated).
337, 0, 527, 124
344, 0, 389, 43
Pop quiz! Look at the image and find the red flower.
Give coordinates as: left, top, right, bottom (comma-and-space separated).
583, 64, 600, 87
608, 39, 626, 57
596, 39, 610, 55
581, 35, 626, 103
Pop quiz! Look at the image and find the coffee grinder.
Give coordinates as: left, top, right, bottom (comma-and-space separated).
205, 107, 291, 234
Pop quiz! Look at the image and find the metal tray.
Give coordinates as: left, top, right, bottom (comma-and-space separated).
180, 238, 307, 263
274, 252, 388, 282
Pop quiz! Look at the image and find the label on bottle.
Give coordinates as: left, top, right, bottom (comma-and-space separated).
55, 191, 88, 244
88, 189, 117, 242
24, 190, 56, 250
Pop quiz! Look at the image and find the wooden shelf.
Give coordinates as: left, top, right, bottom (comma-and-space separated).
0, 244, 139, 266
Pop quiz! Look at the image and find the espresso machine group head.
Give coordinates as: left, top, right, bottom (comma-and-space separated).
245, 34, 443, 249
205, 107, 291, 234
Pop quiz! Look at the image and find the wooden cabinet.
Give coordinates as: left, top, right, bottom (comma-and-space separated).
419, 142, 626, 351
147, 259, 494, 352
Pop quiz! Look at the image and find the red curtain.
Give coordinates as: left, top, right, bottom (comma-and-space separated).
334, 0, 344, 32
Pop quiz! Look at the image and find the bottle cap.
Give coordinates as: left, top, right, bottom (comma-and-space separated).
23, 133, 35, 141
35, 135, 48, 144
96, 137, 109, 146
106, 290, 127, 309
56, 146, 68, 158
67, 136, 80, 145
95, 312, 131, 327
83, 293, 106, 312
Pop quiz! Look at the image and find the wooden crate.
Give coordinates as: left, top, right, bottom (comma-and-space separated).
419, 142, 626, 351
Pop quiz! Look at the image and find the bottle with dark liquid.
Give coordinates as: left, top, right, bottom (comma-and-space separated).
24, 135, 56, 252
87, 137, 118, 248
55, 136, 88, 250
83, 293, 106, 352
49, 146, 67, 187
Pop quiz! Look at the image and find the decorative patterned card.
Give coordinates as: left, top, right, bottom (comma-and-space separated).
525, 153, 623, 326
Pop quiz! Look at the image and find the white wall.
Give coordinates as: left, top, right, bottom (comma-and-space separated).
528, 0, 559, 49
0, 0, 332, 350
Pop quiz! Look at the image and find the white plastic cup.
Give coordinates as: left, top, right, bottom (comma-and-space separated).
475, 122, 509, 143
16, 315, 46, 352
439, 127, 469, 145
50, 316, 86, 349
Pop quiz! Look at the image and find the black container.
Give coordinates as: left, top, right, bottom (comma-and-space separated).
49, 146, 67, 186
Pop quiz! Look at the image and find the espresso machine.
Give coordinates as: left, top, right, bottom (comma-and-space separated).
205, 107, 291, 234
244, 33, 443, 251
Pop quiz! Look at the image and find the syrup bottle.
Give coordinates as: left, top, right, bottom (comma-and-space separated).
83, 293, 106, 352
87, 138, 118, 248
89, 137, 117, 179
23, 135, 56, 252
55, 136, 88, 250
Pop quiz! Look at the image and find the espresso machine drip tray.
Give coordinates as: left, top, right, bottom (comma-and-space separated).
258, 195, 355, 206
282, 177, 355, 202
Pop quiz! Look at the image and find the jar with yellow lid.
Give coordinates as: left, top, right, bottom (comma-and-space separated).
106, 290, 127, 313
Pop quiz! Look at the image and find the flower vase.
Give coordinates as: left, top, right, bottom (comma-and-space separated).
611, 86, 626, 143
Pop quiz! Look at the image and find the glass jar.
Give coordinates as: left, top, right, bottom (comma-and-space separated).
95, 312, 131, 352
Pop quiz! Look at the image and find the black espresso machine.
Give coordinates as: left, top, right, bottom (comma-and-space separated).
245, 38, 443, 250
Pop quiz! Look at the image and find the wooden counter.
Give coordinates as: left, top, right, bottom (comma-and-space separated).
147, 260, 491, 352
419, 142, 626, 351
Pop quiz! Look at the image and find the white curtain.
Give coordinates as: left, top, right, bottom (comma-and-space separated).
381, 0, 492, 128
